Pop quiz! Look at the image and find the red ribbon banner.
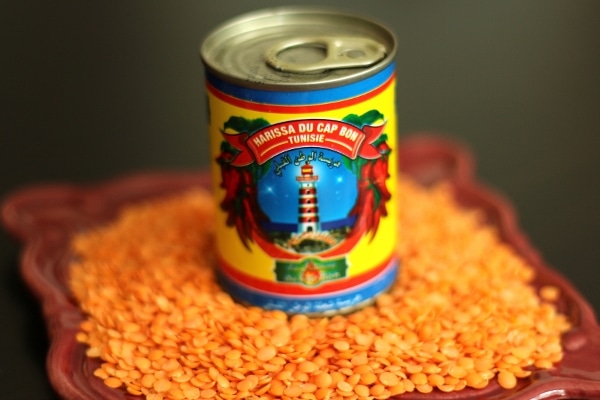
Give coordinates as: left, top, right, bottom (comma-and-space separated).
223, 119, 386, 166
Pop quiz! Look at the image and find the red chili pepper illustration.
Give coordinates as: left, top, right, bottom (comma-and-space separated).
217, 146, 271, 249
347, 140, 392, 241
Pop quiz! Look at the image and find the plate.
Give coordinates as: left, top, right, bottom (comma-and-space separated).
2, 135, 600, 400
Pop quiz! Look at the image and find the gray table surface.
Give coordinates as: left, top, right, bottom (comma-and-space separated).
1, 1, 599, 398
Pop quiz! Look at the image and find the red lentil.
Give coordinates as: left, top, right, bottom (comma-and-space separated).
540, 285, 561, 302
379, 372, 400, 387
104, 377, 123, 389
69, 179, 571, 399
497, 370, 518, 389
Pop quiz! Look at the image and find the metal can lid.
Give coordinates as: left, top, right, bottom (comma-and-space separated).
200, 7, 396, 90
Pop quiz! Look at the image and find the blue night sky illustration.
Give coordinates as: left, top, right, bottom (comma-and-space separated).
257, 149, 358, 224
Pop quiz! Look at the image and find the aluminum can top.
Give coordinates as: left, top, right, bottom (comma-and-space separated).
200, 7, 396, 90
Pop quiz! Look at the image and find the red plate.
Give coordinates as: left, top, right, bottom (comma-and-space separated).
2, 136, 600, 399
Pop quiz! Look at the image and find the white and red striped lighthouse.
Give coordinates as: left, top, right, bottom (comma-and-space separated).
296, 161, 320, 233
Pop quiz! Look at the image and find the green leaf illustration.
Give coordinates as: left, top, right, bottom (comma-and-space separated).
223, 116, 270, 134
342, 110, 384, 128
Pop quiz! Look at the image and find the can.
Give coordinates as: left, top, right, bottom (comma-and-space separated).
200, 7, 398, 316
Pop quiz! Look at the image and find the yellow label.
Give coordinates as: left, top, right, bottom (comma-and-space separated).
205, 64, 398, 313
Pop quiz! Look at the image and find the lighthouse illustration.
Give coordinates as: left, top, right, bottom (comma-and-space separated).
296, 161, 320, 233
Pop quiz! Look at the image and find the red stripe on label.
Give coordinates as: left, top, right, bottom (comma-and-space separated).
207, 73, 395, 114
217, 255, 395, 296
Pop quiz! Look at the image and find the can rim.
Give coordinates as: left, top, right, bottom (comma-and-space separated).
199, 6, 397, 91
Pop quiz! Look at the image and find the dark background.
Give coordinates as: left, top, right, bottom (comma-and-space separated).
1, 1, 599, 398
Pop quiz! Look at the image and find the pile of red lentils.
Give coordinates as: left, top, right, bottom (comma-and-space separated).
69, 178, 571, 400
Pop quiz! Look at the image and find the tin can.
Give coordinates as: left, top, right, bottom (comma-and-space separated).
200, 7, 398, 315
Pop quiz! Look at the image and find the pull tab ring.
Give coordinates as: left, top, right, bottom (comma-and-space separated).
264, 36, 386, 74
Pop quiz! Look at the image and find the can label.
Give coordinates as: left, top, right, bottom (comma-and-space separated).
207, 63, 398, 314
